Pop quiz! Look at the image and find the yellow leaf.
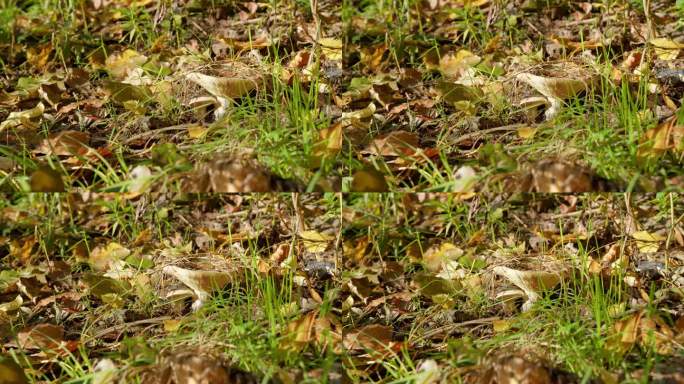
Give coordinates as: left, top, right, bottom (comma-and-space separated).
439, 50, 481, 79
30, 166, 65, 192
649, 38, 684, 49
187, 125, 208, 139
517, 126, 537, 139
351, 168, 388, 192
90, 242, 131, 272
319, 38, 343, 61
163, 319, 181, 333
300, 230, 334, 253
650, 38, 684, 60
105, 49, 147, 79
493, 319, 512, 333
631, 230, 664, 253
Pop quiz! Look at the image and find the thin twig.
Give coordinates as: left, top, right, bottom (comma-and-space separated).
417, 316, 499, 341
451, 123, 527, 146
86, 316, 172, 343
123, 124, 197, 145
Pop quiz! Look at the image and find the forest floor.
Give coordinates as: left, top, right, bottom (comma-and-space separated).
2, 193, 684, 383
1, 0, 684, 383
1, 0, 683, 192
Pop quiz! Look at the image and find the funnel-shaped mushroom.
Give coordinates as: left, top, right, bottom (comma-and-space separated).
186, 72, 258, 119
516, 73, 588, 120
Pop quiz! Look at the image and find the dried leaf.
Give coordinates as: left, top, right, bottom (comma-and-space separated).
319, 38, 343, 61
30, 166, 65, 192
105, 49, 148, 80
0, 355, 28, 384
351, 168, 388, 192
439, 50, 481, 79
638, 117, 684, 158
343, 324, 392, 352
631, 231, 665, 253
366, 130, 419, 157
517, 126, 537, 139
0, 103, 45, 132
300, 230, 334, 253
90, 242, 131, 272
17, 323, 64, 350
34, 130, 90, 156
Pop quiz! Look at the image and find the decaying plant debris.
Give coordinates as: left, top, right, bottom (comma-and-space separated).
1, 193, 684, 382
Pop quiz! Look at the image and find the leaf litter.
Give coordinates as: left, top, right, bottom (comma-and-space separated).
0, 193, 683, 380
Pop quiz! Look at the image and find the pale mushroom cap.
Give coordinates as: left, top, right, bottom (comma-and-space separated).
516, 73, 587, 100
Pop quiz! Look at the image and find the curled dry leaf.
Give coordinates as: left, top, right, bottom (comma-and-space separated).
17, 323, 64, 350
0, 102, 45, 132
610, 311, 676, 355
493, 266, 563, 311
365, 130, 419, 157
439, 50, 481, 79
343, 323, 393, 352
33, 130, 91, 156
638, 116, 684, 158
89, 242, 131, 272
105, 49, 148, 80
423, 242, 464, 274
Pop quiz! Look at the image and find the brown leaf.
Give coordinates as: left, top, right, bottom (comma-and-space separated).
351, 168, 388, 192
365, 130, 419, 157
638, 116, 684, 158
0, 355, 28, 384
17, 323, 64, 350
30, 166, 65, 192
34, 130, 91, 156
343, 324, 392, 352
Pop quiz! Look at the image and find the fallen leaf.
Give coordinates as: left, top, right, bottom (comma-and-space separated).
0, 103, 45, 132
631, 231, 665, 253
90, 242, 131, 272
105, 49, 148, 80
185, 72, 257, 101
517, 126, 537, 139
423, 243, 464, 273
343, 324, 392, 352
0, 355, 28, 384
17, 323, 64, 350
366, 130, 419, 157
187, 125, 208, 139
638, 117, 684, 158
311, 121, 343, 166
351, 168, 388, 192
516, 73, 588, 119
34, 130, 91, 156
439, 50, 481, 79
319, 38, 343, 61
300, 230, 334, 253
30, 166, 65, 192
